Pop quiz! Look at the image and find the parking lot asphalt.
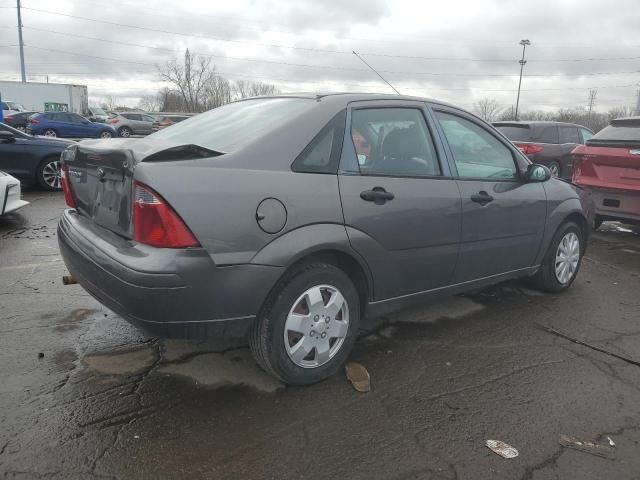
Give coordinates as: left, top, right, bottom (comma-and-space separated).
1, 190, 640, 480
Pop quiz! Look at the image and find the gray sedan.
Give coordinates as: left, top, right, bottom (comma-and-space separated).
57, 93, 590, 385
107, 112, 156, 137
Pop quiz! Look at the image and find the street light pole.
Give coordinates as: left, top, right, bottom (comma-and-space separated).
514, 39, 530, 121
17, 0, 26, 82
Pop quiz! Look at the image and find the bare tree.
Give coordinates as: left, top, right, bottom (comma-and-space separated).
204, 76, 232, 109
473, 97, 503, 122
159, 49, 217, 112
100, 95, 117, 111
232, 79, 279, 100
587, 89, 598, 118
137, 94, 162, 112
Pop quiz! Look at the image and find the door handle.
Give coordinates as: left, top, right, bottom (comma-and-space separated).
470, 191, 494, 206
360, 187, 395, 204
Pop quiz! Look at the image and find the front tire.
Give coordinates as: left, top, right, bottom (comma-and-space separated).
249, 262, 360, 385
532, 221, 583, 292
36, 158, 62, 191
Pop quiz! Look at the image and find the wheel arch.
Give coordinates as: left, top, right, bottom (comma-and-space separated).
563, 211, 589, 252
250, 224, 374, 317
35, 153, 62, 184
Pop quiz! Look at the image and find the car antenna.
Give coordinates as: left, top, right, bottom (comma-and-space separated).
352, 51, 401, 95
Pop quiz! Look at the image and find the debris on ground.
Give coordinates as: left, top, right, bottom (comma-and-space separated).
558, 434, 614, 459
485, 440, 519, 459
608, 437, 616, 447
37, 352, 44, 359
345, 362, 370, 392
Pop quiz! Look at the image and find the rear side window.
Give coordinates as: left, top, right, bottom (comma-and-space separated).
350, 108, 441, 177
559, 126, 580, 144
292, 110, 346, 174
537, 126, 559, 144
495, 125, 532, 142
436, 111, 517, 180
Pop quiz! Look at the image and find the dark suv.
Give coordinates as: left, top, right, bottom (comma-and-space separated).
493, 121, 593, 178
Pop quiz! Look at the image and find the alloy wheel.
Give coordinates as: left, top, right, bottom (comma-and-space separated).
555, 232, 580, 284
284, 284, 349, 368
549, 163, 560, 177
43, 129, 57, 137
100, 131, 113, 139
42, 160, 62, 190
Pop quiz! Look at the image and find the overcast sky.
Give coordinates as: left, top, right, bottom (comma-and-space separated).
1, 0, 639, 112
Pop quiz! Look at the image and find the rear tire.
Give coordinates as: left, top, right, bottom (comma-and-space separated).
249, 262, 360, 385
36, 158, 62, 191
43, 129, 57, 138
531, 221, 583, 292
15, 124, 26, 132
118, 126, 132, 138
99, 130, 113, 139
548, 161, 561, 177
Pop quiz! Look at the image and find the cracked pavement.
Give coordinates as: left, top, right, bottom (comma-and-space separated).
1, 191, 640, 479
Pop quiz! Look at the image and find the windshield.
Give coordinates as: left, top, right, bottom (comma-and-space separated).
91, 107, 107, 115
148, 98, 313, 152
6, 101, 26, 111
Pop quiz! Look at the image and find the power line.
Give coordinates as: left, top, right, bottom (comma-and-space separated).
19, 28, 640, 79
21, 5, 640, 63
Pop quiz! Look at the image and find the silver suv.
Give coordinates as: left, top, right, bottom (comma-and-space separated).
107, 112, 155, 137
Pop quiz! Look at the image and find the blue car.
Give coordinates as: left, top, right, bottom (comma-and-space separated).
27, 112, 116, 139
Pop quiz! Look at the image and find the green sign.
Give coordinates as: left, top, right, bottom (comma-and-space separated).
44, 102, 69, 112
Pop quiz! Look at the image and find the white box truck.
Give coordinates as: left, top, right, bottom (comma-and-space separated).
0, 81, 89, 116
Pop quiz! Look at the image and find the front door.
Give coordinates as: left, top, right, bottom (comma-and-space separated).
0, 125, 28, 181
432, 108, 547, 283
339, 103, 462, 301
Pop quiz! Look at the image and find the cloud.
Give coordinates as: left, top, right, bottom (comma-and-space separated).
0, 0, 637, 112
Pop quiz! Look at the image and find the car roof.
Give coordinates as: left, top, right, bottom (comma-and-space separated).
241, 92, 458, 109
493, 120, 588, 129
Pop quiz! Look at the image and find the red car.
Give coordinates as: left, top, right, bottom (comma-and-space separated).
151, 114, 191, 132
572, 117, 640, 229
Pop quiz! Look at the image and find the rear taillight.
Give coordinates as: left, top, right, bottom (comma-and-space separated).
61, 164, 76, 208
30, 118, 39, 125
514, 143, 544, 155
109, 119, 119, 124
133, 182, 198, 248
4, 116, 13, 121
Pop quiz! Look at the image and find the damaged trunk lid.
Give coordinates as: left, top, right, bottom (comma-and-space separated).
62, 138, 221, 238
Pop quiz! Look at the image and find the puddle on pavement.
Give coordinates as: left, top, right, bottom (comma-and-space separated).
391, 296, 485, 324
51, 349, 78, 373
83, 346, 157, 376
54, 308, 97, 332
157, 349, 283, 393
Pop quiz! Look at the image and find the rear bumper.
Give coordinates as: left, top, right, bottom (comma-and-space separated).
587, 187, 640, 224
57, 210, 283, 338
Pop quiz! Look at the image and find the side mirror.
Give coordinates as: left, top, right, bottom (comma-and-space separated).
0, 131, 16, 143
526, 164, 551, 182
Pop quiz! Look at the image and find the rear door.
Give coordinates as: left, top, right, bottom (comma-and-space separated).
433, 106, 547, 282
140, 114, 155, 135
338, 101, 462, 300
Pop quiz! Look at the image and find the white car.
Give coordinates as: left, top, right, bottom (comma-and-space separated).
0, 171, 29, 215
2, 100, 27, 118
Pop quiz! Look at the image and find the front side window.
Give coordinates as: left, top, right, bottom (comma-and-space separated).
436, 111, 517, 180
579, 128, 593, 143
559, 126, 580, 144
350, 108, 440, 177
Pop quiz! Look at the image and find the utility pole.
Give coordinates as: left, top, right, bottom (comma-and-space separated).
514, 39, 530, 121
587, 89, 597, 118
16, 0, 26, 82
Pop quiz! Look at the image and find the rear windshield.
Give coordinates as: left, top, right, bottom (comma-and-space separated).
589, 122, 640, 144
149, 98, 313, 152
495, 125, 532, 142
